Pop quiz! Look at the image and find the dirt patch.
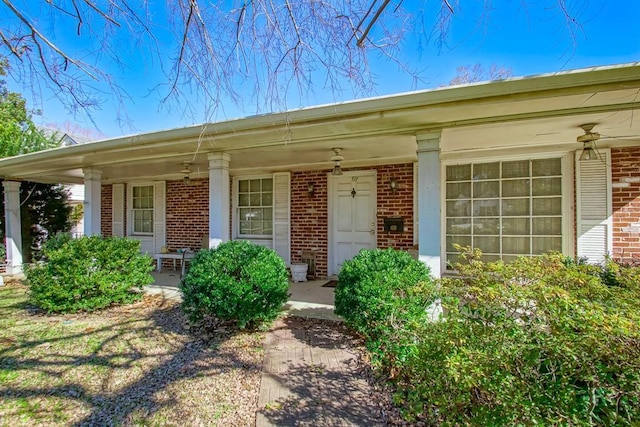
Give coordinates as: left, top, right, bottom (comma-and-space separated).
0, 283, 265, 426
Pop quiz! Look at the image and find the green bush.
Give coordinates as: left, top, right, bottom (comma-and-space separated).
334, 248, 436, 369
41, 231, 73, 255
397, 250, 640, 426
26, 236, 154, 313
180, 240, 289, 328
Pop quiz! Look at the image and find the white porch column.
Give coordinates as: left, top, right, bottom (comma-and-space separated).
83, 168, 102, 236
208, 153, 231, 249
3, 181, 23, 274
417, 132, 442, 277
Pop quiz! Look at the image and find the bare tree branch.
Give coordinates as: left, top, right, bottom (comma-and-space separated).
0, 0, 598, 132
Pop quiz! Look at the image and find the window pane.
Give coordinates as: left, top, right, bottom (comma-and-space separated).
473, 162, 499, 180
447, 218, 471, 235
263, 208, 273, 220
238, 193, 249, 207
239, 208, 252, 220
446, 182, 471, 199
502, 198, 529, 216
262, 192, 273, 206
263, 222, 273, 235
262, 179, 273, 191
133, 187, 141, 197
533, 217, 562, 235
532, 177, 562, 196
447, 235, 471, 252
447, 200, 471, 217
502, 160, 529, 178
502, 237, 530, 254
133, 198, 142, 209
473, 218, 499, 235
473, 181, 500, 198
239, 221, 251, 234
481, 254, 501, 263
475, 236, 500, 254
250, 193, 261, 206
533, 237, 562, 254
446, 253, 466, 266
503, 254, 528, 263
502, 179, 530, 197
532, 158, 561, 176
249, 179, 261, 191
533, 197, 562, 215
446, 164, 470, 181
473, 200, 499, 216
239, 180, 249, 192
503, 218, 530, 235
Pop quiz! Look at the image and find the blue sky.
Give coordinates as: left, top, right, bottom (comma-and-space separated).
6, 0, 640, 138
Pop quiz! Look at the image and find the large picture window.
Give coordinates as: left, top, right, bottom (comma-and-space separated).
445, 158, 563, 266
237, 178, 273, 237
132, 185, 154, 234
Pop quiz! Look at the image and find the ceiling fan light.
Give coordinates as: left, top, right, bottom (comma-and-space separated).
579, 142, 599, 161
332, 163, 343, 176
181, 161, 192, 183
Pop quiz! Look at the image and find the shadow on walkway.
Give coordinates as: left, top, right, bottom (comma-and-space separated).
257, 317, 386, 426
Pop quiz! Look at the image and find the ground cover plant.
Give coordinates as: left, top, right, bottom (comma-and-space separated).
392, 250, 640, 425
181, 240, 289, 328
26, 235, 154, 313
0, 283, 265, 426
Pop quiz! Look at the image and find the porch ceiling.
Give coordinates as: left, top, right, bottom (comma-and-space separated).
1, 63, 639, 184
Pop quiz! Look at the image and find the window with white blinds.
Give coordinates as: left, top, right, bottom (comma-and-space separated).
445, 158, 563, 266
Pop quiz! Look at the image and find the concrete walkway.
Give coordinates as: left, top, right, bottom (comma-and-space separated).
256, 317, 386, 426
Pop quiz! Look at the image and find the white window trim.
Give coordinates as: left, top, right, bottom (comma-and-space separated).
440, 152, 573, 272
232, 175, 275, 241
127, 182, 155, 236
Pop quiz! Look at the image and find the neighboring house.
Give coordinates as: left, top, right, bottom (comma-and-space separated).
1, 63, 640, 276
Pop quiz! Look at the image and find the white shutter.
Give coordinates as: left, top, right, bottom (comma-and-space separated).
112, 184, 125, 237
576, 149, 611, 263
153, 181, 166, 254
272, 172, 291, 266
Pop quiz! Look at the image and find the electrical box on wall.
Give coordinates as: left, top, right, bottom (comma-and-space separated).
383, 217, 404, 233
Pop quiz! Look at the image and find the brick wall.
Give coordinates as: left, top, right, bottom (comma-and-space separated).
166, 179, 209, 251
375, 164, 414, 250
291, 163, 414, 277
611, 147, 640, 261
101, 184, 113, 236
291, 170, 330, 277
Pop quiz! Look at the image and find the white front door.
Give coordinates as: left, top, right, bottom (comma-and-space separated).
329, 171, 377, 275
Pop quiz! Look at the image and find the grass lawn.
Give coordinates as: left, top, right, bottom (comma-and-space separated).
0, 283, 265, 426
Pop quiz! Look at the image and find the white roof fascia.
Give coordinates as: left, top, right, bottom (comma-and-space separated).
0, 62, 639, 172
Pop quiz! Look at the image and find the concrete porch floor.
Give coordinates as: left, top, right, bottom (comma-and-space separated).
146, 271, 340, 321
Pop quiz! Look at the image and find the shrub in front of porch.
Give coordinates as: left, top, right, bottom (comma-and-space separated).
334, 248, 437, 371
395, 251, 640, 426
180, 240, 289, 329
26, 236, 154, 313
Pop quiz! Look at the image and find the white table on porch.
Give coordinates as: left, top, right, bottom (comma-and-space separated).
155, 252, 196, 276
